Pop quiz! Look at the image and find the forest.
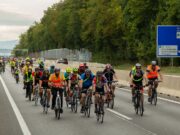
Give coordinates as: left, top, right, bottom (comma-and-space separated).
14, 0, 180, 66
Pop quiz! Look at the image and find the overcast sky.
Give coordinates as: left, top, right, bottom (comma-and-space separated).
0, 0, 59, 41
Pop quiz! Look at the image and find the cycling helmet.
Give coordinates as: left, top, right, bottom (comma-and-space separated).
54, 68, 60, 72
96, 71, 103, 76
79, 64, 84, 67
135, 63, 141, 68
105, 64, 112, 69
151, 61, 156, 66
66, 67, 72, 73
85, 69, 91, 74
26, 62, 30, 65
73, 68, 78, 73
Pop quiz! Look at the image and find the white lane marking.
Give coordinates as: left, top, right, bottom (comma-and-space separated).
107, 109, 157, 135
118, 88, 180, 105
0, 76, 31, 135
106, 108, 132, 120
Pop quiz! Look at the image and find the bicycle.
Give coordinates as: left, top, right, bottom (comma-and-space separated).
106, 81, 118, 109
96, 92, 104, 123
34, 85, 39, 106
83, 89, 92, 118
148, 80, 162, 106
133, 85, 144, 116
42, 87, 49, 114
70, 85, 79, 113
54, 89, 63, 120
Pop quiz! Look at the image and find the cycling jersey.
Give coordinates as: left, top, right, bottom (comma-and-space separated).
93, 76, 107, 89
64, 72, 70, 81
69, 74, 81, 85
49, 73, 64, 87
132, 70, 144, 85
40, 75, 50, 88
103, 69, 115, 82
146, 65, 160, 79
24, 73, 33, 83
32, 71, 43, 85
81, 73, 95, 89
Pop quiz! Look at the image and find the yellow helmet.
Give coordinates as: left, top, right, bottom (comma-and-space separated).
66, 67, 72, 73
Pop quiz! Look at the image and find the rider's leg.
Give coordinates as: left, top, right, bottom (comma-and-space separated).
60, 89, 63, 108
51, 88, 56, 109
80, 93, 86, 112
94, 93, 98, 113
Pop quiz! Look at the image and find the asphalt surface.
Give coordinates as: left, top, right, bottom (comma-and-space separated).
0, 68, 180, 135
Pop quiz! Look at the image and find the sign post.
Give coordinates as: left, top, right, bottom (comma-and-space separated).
157, 25, 180, 66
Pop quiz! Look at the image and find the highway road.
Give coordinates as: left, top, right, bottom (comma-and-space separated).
0, 68, 180, 135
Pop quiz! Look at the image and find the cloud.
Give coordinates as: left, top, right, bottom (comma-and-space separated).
0, 25, 29, 41
0, 10, 35, 26
0, 0, 60, 41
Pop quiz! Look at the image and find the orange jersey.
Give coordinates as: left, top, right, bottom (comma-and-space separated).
146, 65, 160, 79
49, 73, 64, 87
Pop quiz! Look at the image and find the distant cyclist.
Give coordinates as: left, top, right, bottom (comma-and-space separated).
49, 64, 55, 74
39, 69, 51, 107
146, 61, 163, 102
80, 69, 95, 113
103, 64, 118, 97
130, 63, 147, 103
49, 68, 64, 111
78, 64, 85, 75
93, 71, 109, 113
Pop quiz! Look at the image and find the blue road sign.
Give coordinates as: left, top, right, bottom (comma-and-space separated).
157, 25, 180, 57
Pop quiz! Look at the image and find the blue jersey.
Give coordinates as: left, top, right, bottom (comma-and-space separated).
81, 73, 95, 88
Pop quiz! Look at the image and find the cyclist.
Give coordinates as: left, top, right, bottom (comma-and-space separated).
80, 69, 95, 113
24, 68, 33, 99
103, 64, 118, 98
14, 67, 20, 79
10, 58, 16, 73
23, 62, 32, 89
68, 68, 82, 101
84, 63, 88, 70
32, 67, 43, 101
49, 68, 65, 111
78, 64, 85, 75
64, 67, 72, 104
146, 61, 163, 102
39, 69, 51, 107
39, 61, 44, 71
93, 71, 109, 113
49, 64, 55, 74
130, 63, 147, 104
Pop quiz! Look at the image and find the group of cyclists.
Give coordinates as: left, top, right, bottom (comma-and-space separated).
8, 57, 163, 119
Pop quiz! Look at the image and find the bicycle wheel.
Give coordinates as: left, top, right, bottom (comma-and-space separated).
71, 97, 75, 112
100, 104, 104, 123
35, 90, 38, 106
153, 91, 157, 106
134, 96, 139, 114
57, 100, 61, 120
139, 96, 144, 116
75, 97, 78, 113
96, 106, 100, 122
87, 97, 91, 118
